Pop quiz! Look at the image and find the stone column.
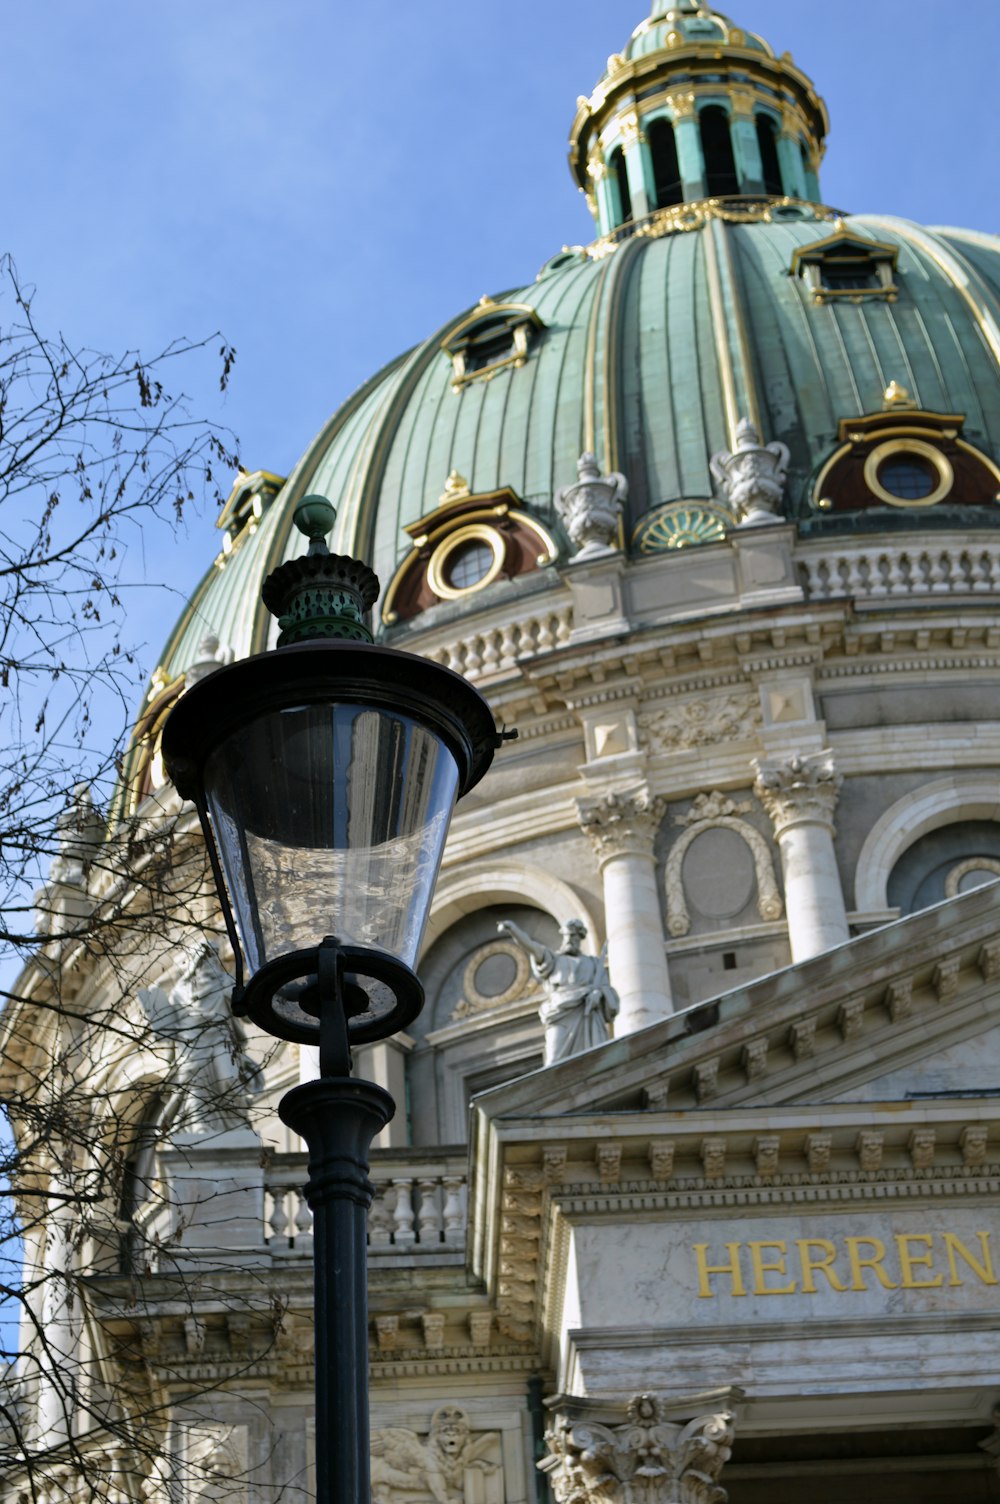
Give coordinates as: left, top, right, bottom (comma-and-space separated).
753, 749, 849, 962
577, 785, 672, 1034
539, 1392, 736, 1504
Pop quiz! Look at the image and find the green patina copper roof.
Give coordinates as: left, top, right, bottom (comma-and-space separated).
155, 210, 1000, 688
623, 1, 773, 66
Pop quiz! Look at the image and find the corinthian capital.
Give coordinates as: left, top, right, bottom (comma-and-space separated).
577, 784, 665, 864
753, 749, 841, 834
539, 1393, 735, 1504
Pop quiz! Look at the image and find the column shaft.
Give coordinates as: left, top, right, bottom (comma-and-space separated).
754, 751, 849, 964
578, 785, 673, 1035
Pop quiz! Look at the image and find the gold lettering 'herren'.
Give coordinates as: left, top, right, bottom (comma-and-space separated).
693, 1231, 997, 1298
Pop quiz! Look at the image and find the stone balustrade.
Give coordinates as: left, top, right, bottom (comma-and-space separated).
264, 1152, 468, 1257
422, 603, 573, 681
798, 536, 1000, 602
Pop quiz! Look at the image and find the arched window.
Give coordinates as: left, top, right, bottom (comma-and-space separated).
700, 106, 739, 197
755, 115, 783, 196
118, 1092, 166, 1273
610, 146, 633, 222
649, 117, 683, 208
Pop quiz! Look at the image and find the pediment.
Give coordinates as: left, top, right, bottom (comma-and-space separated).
471, 882, 1000, 1126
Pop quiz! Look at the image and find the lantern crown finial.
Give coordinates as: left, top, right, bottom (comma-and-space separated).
261, 494, 380, 646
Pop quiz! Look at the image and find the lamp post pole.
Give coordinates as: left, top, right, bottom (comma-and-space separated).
161, 497, 503, 1504
280, 1073, 392, 1504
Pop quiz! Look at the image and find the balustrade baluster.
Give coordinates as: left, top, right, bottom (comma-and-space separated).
368, 1188, 393, 1249
867, 554, 889, 596
417, 1178, 443, 1245
929, 550, 951, 592
885, 551, 908, 594
391, 1178, 417, 1247
499, 623, 519, 669
294, 1190, 313, 1249
267, 1187, 290, 1249
442, 1176, 466, 1246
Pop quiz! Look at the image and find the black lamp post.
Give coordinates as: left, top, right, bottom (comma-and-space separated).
161, 497, 502, 1504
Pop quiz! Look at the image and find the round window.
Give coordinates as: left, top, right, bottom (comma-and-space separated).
863, 438, 953, 508
877, 455, 937, 501
426, 523, 505, 601
446, 539, 494, 591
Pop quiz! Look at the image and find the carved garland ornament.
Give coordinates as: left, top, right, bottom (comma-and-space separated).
665, 799, 783, 938
539, 1394, 735, 1504
639, 694, 761, 755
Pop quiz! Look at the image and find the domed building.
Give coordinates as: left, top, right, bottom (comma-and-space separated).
7, 1, 1000, 1500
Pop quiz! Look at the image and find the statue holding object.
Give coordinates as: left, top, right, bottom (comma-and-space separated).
497, 917, 618, 1064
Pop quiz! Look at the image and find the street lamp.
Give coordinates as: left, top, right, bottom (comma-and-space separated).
161, 496, 502, 1504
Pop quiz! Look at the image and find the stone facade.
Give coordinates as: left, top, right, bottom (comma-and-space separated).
5, 3, 1000, 1502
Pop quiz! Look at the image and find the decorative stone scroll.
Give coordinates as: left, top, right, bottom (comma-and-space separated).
752, 750, 841, 836
371, 1404, 503, 1504
710, 416, 790, 526
577, 786, 666, 865
556, 452, 628, 560
540, 1393, 736, 1504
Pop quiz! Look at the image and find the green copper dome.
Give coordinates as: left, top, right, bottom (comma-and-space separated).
125, 1, 1000, 821
154, 213, 1000, 675
624, 2, 774, 63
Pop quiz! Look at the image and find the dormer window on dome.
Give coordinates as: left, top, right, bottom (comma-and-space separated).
381, 473, 558, 625
812, 389, 1000, 516
442, 299, 544, 390
790, 229, 899, 304
214, 469, 285, 567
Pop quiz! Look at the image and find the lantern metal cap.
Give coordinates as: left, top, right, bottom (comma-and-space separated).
261, 495, 380, 646
162, 639, 501, 804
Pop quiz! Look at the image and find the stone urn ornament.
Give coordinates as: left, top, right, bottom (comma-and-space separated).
555, 451, 628, 559
710, 417, 790, 526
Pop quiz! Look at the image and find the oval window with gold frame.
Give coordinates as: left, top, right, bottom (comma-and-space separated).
426, 523, 506, 601
863, 438, 953, 508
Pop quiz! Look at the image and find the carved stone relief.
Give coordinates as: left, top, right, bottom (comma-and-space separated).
540, 1393, 735, 1504
639, 694, 761, 755
665, 793, 783, 938
371, 1404, 503, 1504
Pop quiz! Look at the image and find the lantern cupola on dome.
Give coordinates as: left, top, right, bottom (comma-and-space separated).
570, 0, 830, 236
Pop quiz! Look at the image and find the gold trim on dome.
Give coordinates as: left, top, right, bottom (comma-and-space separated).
426, 523, 506, 601
585, 196, 841, 259
863, 439, 954, 508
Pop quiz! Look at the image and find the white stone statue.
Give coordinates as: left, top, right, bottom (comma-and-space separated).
555, 452, 628, 559
710, 416, 790, 526
139, 941, 257, 1135
33, 782, 105, 934
497, 917, 619, 1064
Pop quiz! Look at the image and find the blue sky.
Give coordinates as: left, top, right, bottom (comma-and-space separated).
4, 0, 1000, 673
